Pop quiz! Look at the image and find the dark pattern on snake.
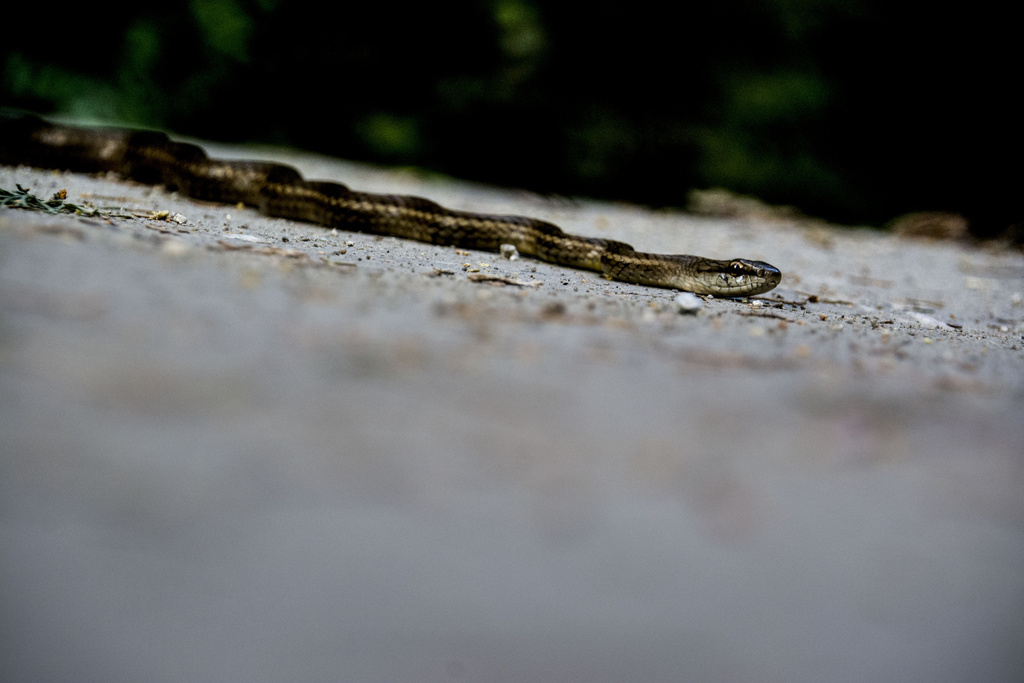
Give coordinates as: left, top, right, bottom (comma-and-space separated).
0, 114, 781, 295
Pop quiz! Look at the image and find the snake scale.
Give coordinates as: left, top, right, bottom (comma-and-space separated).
0, 114, 781, 296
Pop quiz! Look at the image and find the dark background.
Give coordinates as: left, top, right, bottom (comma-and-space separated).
2, 1, 1019, 237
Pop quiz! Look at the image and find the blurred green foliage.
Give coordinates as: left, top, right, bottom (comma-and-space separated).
2, 0, 1018, 235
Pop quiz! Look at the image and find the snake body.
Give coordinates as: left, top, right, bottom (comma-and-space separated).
0, 114, 781, 296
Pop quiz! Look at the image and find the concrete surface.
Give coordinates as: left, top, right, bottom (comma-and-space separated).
1, 143, 1023, 682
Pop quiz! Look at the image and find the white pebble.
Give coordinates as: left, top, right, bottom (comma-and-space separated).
500, 244, 520, 261
674, 292, 704, 314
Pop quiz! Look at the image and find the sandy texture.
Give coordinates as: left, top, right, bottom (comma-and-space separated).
2, 145, 1023, 682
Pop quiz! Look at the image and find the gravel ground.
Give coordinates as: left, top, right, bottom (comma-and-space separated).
2, 144, 1023, 682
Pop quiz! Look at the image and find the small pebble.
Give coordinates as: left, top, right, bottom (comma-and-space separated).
674, 292, 703, 314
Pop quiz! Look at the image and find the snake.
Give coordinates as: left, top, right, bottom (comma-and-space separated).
0, 113, 781, 296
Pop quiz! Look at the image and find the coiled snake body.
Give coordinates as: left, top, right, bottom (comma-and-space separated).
0, 114, 781, 296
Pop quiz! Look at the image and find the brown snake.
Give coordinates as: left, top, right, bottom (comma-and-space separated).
0, 114, 781, 296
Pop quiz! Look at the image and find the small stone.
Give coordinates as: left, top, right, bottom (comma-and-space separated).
674, 292, 703, 314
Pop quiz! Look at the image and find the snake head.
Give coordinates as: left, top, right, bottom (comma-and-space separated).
709, 258, 782, 296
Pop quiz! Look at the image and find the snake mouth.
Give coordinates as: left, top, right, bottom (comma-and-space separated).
737, 260, 783, 296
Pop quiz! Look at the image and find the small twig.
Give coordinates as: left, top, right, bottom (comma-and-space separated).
466, 273, 542, 287
735, 310, 794, 321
